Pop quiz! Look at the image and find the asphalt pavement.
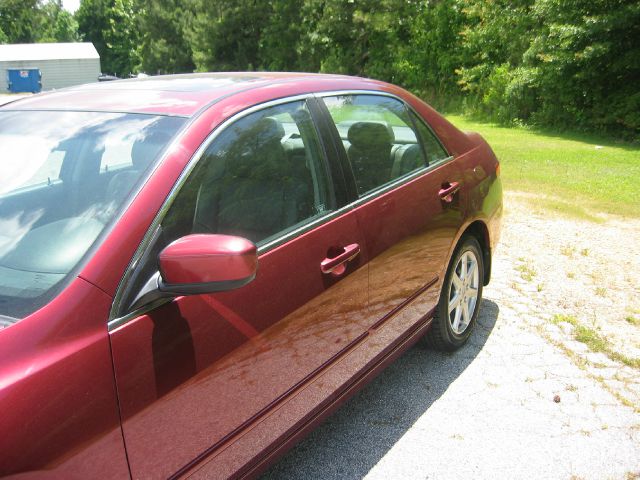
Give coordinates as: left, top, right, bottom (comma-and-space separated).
262, 298, 640, 480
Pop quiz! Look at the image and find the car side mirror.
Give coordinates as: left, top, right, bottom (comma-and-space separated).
158, 234, 258, 295
127, 234, 257, 313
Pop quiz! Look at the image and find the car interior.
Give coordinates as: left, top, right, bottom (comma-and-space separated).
192, 116, 315, 243
0, 101, 442, 319
332, 120, 426, 195
0, 113, 183, 318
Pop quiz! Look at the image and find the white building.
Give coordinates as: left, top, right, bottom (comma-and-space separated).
0, 42, 101, 93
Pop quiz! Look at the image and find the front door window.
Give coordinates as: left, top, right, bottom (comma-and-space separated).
165, 100, 334, 246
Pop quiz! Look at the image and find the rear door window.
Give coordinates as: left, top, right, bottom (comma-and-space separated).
321, 94, 428, 196
409, 110, 450, 164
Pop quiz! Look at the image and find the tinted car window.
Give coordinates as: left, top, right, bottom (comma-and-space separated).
409, 110, 450, 164
174, 100, 332, 244
0, 111, 184, 322
322, 94, 428, 196
119, 100, 333, 313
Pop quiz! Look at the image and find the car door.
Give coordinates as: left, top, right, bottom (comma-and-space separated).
107, 98, 370, 479
318, 93, 464, 322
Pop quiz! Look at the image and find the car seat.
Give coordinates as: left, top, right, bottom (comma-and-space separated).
346, 122, 395, 194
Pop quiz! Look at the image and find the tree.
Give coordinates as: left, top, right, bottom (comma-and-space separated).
76, 0, 110, 71
401, 0, 466, 102
188, 0, 272, 71
298, 0, 419, 81
525, 0, 640, 133
257, 0, 305, 71
455, 0, 538, 121
0, 0, 41, 43
0, 0, 80, 43
39, 0, 80, 42
299, 0, 371, 75
76, 0, 139, 76
452, 0, 640, 135
136, 0, 195, 74
1, 0, 632, 136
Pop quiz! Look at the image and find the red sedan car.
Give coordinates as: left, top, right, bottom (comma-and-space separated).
0, 73, 501, 479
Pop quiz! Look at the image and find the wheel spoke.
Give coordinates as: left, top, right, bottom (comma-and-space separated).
461, 299, 470, 328
468, 261, 478, 286
451, 304, 462, 331
459, 255, 467, 280
449, 293, 462, 313
468, 295, 477, 317
452, 272, 463, 290
466, 287, 478, 299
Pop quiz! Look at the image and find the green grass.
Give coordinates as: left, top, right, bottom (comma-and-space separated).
550, 314, 640, 369
626, 316, 639, 326
515, 263, 537, 282
446, 115, 640, 217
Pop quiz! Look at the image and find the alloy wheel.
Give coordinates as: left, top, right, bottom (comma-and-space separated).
448, 250, 480, 334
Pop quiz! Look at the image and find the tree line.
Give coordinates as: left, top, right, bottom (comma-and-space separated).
1, 0, 638, 138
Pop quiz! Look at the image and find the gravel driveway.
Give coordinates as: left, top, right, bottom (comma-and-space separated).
262, 191, 640, 480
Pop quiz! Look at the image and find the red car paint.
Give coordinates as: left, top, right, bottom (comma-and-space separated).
0, 73, 502, 479
159, 234, 258, 285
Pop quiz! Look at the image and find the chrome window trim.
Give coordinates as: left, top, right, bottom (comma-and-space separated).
256, 204, 352, 253
108, 89, 454, 331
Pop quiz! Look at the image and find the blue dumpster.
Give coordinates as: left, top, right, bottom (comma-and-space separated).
7, 68, 42, 93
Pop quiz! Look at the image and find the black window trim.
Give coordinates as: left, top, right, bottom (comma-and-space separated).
309, 95, 360, 203
305, 96, 352, 208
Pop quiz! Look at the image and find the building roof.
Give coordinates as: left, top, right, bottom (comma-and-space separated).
0, 43, 99, 62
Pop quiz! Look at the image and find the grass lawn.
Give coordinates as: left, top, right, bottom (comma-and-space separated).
446, 115, 640, 218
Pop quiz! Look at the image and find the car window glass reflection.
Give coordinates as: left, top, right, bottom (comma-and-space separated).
322, 94, 429, 196
409, 110, 450, 164
0, 111, 184, 321
165, 100, 333, 246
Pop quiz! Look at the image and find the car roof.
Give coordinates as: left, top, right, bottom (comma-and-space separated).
0, 72, 389, 117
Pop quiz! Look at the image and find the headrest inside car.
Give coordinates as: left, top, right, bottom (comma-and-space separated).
254, 117, 285, 144
347, 122, 394, 149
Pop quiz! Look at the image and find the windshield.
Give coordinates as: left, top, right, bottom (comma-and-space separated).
0, 111, 185, 323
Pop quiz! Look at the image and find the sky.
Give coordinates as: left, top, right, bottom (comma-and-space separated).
62, 0, 80, 13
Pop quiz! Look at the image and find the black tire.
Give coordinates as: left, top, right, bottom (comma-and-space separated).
426, 236, 484, 351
